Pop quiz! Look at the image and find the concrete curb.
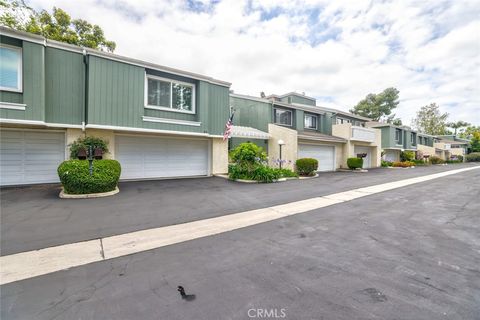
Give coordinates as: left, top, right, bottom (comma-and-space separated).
59, 187, 120, 199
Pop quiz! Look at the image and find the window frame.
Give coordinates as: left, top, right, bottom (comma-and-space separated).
395, 129, 402, 144
0, 44, 23, 93
274, 108, 293, 126
304, 114, 318, 130
144, 74, 196, 114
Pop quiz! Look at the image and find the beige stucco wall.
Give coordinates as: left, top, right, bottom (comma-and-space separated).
417, 144, 436, 156
268, 124, 297, 170
449, 148, 465, 157
66, 128, 115, 159
332, 124, 381, 168
212, 138, 228, 174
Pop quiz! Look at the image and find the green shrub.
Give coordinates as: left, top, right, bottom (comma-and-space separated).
58, 160, 121, 194
412, 159, 427, 166
296, 158, 318, 176
277, 168, 298, 178
347, 157, 363, 169
400, 151, 415, 162
69, 136, 109, 159
381, 160, 393, 167
465, 152, 480, 162
252, 166, 282, 183
230, 142, 267, 167
429, 156, 445, 164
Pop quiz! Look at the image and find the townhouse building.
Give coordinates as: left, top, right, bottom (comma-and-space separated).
0, 27, 230, 186
230, 92, 382, 171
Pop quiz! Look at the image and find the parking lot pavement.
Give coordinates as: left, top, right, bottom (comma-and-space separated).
1, 163, 478, 256
1, 167, 479, 319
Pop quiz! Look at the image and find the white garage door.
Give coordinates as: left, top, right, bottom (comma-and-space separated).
354, 146, 372, 168
0, 130, 65, 186
298, 144, 335, 172
116, 135, 209, 180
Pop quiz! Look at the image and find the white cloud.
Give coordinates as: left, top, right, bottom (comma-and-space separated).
27, 0, 480, 125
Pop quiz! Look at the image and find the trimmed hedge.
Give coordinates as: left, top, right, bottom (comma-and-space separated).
466, 152, 480, 162
429, 156, 445, 164
392, 161, 415, 167
58, 160, 121, 194
228, 164, 297, 183
347, 157, 363, 169
296, 158, 318, 176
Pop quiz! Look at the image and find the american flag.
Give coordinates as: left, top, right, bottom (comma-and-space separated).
223, 112, 235, 141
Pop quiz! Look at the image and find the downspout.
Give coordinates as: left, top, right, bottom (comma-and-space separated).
82, 48, 88, 135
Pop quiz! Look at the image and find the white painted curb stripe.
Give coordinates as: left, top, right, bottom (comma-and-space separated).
1, 165, 478, 285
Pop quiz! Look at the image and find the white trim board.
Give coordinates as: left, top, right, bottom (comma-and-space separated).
0, 118, 82, 128
0, 102, 26, 111
142, 116, 201, 127
1, 165, 478, 284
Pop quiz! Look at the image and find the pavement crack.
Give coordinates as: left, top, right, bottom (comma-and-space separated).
99, 238, 105, 259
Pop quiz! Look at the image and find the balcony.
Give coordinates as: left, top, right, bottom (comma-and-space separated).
351, 126, 376, 142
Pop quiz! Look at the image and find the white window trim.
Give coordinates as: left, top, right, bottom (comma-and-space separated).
0, 44, 23, 93
144, 73, 196, 114
0, 101, 26, 110
304, 114, 318, 130
142, 116, 201, 127
274, 108, 293, 127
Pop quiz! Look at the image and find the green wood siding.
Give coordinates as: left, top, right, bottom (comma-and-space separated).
230, 96, 272, 132
290, 95, 316, 106
87, 56, 229, 134
206, 82, 230, 136
231, 138, 268, 151
1, 38, 45, 121
88, 56, 144, 128
45, 47, 84, 124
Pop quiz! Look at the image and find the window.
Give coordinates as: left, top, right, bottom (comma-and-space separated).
0, 44, 22, 92
274, 108, 292, 126
146, 75, 195, 113
336, 117, 351, 125
395, 129, 402, 143
304, 114, 317, 130
411, 133, 416, 145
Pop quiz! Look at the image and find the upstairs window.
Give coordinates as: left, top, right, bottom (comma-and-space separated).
0, 44, 22, 92
304, 114, 317, 130
395, 129, 402, 143
274, 108, 292, 126
146, 75, 195, 113
411, 133, 416, 144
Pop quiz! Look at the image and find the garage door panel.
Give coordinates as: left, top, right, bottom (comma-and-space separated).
116, 135, 208, 179
298, 144, 335, 172
0, 130, 65, 186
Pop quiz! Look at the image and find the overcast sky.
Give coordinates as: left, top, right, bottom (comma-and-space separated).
28, 0, 480, 126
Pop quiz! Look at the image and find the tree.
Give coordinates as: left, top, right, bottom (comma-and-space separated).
459, 125, 480, 139
470, 131, 480, 152
390, 118, 403, 126
447, 121, 470, 135
350, 87, 400, 121
411, 103, 449, 135
0, 1, 116, 52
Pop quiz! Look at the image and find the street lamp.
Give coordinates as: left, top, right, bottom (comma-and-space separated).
278, 139, 285, 169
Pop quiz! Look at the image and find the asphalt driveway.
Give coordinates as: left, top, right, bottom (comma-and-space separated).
1, 163, 479, 255
1, 165, 479, 319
